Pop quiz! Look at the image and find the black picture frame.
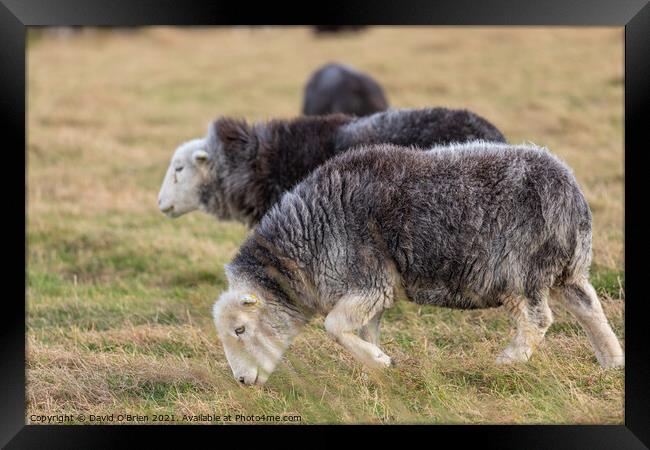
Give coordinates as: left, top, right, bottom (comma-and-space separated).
3, 0, 649, 448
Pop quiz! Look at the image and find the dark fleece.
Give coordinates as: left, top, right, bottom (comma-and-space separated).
229, 143, 592, 317
199, 107, 507, 226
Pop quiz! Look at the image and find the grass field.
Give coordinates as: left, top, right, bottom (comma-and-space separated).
27, 26, 624, 424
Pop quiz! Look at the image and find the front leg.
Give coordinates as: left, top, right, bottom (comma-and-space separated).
324, 296, 392, 369
496, 293, 553, 365
358, 309, 383, 345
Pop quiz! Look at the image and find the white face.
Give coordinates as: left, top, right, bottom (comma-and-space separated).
212, 289, 295, 385
157, 138, 210, 218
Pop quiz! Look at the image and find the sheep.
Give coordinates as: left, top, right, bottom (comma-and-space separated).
158, 107, 506, 226
302, 63, 389, 117
313, 26, 367, 35
211, 142, 624, 385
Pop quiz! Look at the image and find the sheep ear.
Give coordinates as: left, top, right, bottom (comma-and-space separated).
223, 264, 235, 281
216, 117, 250, 147
242, 294, 258, 305
192, 149, 209, 164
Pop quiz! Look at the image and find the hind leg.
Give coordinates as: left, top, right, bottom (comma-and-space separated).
555, 277, 624, 368
496, 291, 553, 365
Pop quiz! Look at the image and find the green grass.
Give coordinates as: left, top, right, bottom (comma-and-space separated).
27, 27, 624, 424
591, 267, 625, 299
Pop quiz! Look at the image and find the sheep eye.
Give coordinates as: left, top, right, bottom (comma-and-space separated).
234, 326, 245, 336
175, 166, 183, 172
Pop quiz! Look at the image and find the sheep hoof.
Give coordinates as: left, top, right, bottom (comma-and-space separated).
599, 355, 624, 369
496, 352, 528, 366
372, 352, 393, 369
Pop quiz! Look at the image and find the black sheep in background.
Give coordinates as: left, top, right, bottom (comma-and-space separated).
313, 26, 367, 34
302, 63, 389, 117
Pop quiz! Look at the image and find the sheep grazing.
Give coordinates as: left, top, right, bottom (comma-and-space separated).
158, 107, 506, 226
302, 63, 389, 117
212, 142, 624, 385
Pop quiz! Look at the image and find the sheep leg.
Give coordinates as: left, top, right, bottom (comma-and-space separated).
325, 296, 392, 369
555, 277, 624, 368
358, 309, 383, 345
497, 292, 553, 365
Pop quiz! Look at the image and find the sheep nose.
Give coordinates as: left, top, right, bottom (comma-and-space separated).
158, 198, 161, 206
160, 205, 174, 214
238, 376, 246, 384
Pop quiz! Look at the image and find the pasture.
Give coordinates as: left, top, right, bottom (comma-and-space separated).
27, 27, 624, 424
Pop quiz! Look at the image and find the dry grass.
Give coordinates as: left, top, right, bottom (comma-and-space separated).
27, 26, 624, 424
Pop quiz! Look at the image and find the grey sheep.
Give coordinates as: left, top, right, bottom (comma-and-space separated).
212, 142, 624, 385
158, 108, 506, 226
302, 63, 389, 117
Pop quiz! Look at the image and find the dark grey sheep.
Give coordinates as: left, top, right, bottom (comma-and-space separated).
212, 142, 624, 385
302, 63, 388, 117
158, 107, 506, 226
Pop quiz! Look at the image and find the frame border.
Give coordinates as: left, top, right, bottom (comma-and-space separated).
4, 0, 649, 447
